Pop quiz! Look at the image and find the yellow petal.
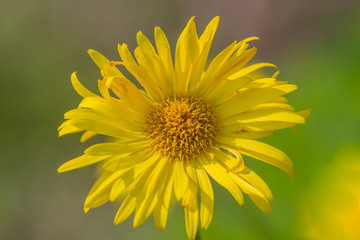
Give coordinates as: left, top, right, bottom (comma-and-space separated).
57, 155, 109, 173
239, 166, 273, 201
118, 43, 162, 100
216, 84, 298, 117
135, 33, 170, 95
133, 158, 169, 228
187, 16, 219, 94
204, 77, 252, 105
84, 171, 112, 213
214, 148, 244, 173
84, 142, 144, 155
198, 16, 219, 52
184, 194, 199, 240
64, 108, 144, 139
85, 170, 124, 206
227, 63, 277, 80
252, 102, 295, 111
153, 163, 174, 230
182, 162, 198, 208
174, 16, 200, 93
196, 167, 214, 229
297, 109, 311, 119
245, 78, 277, 88
105, 76, 152, 113
222, 127, 275, 139
58, 120, 82, 137
133, 191, 159, 228
102, 150, 150, 172
109, 157, 154, 200
98, 79, 111, 100
154, 27, 175, 79
223, 109, 305, 125
87, 49, 122, 77
70, 72, 97, 98
200, 36, 258, 91
109, 179, 127, 202
154, 27, 175, 94
202, 159, 244, 205
80, 131, 97, 143
173, 161, 189, 201
216, 47, 258, 81
77, 96, 144, 123
114, 195, 136, 225
220, 138, 294, 179
88, 49, 110, 69
249, 195, 272, 214
271, 96, 288, 103
197, 41, 239, 95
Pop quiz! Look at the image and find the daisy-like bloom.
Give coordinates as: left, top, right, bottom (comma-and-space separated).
58, 16, 309, 239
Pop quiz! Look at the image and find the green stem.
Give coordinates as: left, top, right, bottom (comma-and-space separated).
195, 229, 201, 240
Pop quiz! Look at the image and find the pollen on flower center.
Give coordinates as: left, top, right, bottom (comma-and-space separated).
144, 95, 218, 161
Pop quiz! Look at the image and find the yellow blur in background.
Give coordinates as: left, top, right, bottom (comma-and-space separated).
297, 145, 360, 240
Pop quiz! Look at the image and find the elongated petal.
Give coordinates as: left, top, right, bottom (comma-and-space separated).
188, 16, 219, 93
182, 162, 198, 208
297, 109, 312, 119
175, 17, 199, 73
222, 127, 275, 139
114, 195, 137, 225
105, 76, 152, 113
64, 108, 144, 139
227, 63, 277, 80
154, 27, 175, 80
118, 43, 162, 100
197, 41, 239, 95
71, 72, 97, 98
85, 170, 124, 204
173, 161, 189, 201
57, 155, 110, 173
205, 77, 252, 105
88, 49, 122, 77
88, 49, 110, 69
80, 131, 97, 143
239, 166, 273, 201
249, 195, 272, 214
77, 96, 144, 123
134, 158, 169, 228
214, 148, 244, 173
103, 150, 150, 172
153, 163, 174, 230
84, 142, 143, 155
220, 138, 294, 179
216, 84, 298, 117
202, 159, 244, 205
245, 78, 277, 88
109, 156, 154, 200
252, 102, 295, 111
196, 167, 214, 229
184, 194, 199, 240
58, 120, 82, 137
84, 171, 113, 213
222, 109, 305, 126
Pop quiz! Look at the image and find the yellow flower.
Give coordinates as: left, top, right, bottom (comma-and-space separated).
58, 16, 309, 239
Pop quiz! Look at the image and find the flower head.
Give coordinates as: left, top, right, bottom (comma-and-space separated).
58, 16, 309, 239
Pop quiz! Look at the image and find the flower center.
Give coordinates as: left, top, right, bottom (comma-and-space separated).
144, 95, 218, 161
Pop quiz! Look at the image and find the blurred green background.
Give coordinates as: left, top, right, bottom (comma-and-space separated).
1, 0, 360, 239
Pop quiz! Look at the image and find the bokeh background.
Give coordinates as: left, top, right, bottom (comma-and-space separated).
1, 0, 360, 239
